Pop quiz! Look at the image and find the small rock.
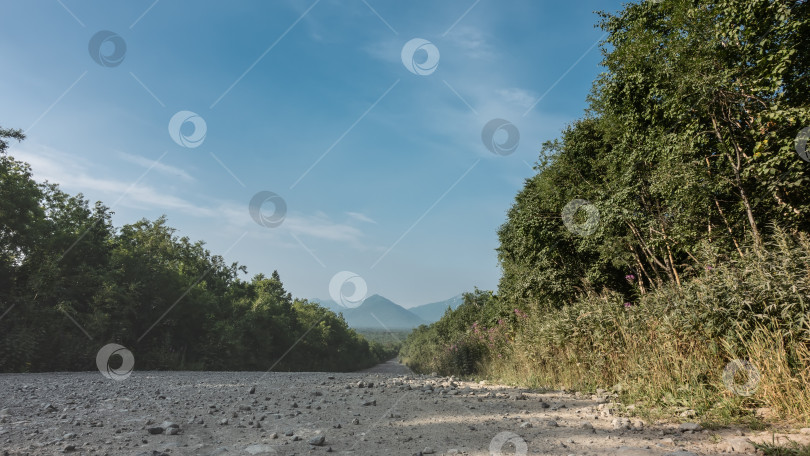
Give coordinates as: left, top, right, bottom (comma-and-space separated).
718, 437, 754, 453
678, 422, 702, 432
308, 435, 325, 446
612, 418, 630, 430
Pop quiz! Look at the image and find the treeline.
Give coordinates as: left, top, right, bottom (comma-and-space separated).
401, 0, 810, 423
0, 128, 395, 372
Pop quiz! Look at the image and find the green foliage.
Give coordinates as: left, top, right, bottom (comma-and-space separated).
400, 289, 509, 375
400, 0, 810, 423
497, 0, 810, 311
0, 128, 387, 372
755, 437, 810, 456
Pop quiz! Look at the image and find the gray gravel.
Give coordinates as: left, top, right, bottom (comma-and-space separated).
0, 363, 806, 455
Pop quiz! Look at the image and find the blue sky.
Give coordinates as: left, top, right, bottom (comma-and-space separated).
1, 0, 625, 308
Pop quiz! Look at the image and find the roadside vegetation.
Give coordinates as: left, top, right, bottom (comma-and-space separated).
400, 0, 810, 428
0, 127, 394, 372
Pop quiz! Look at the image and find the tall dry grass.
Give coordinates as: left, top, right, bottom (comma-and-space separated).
483, 229, 810, 424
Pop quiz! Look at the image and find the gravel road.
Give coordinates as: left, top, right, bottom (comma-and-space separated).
1, 360, 808, 455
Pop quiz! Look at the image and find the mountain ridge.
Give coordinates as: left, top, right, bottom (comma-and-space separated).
310, 293, 462, 330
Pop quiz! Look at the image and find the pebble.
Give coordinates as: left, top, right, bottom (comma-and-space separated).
678, 422, 702, 432
718, 437, 755, 453
308, 435, 326, 446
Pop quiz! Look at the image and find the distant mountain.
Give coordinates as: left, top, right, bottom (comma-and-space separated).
344, 295, 427, 330
309, 298, 345, 315
408, 294, 464, 323
309, 295, 427, 330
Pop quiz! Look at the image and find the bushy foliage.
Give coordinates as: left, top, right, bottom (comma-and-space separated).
495, 231, 810, 422
0, 129, 390, 372
401, 0, 810, 423
400, 289, 511, 375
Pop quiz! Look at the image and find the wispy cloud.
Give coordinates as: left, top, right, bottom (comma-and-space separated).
116, 150, 194, 182
347, 211, 377, 224
13, 144, 367, 246
495, 88, 538, 109
442, 25, 494, 60
283, 213, 364, 243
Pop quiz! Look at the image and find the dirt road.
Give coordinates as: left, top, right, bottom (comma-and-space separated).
1, 362, 807, 455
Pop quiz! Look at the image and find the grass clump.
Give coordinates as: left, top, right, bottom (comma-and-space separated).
402, 231, 810, 425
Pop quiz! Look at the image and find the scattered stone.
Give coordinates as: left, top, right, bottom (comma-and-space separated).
308, 435, 325, 446
718, 437, 755, 453
679, 409, 696, 418
612, 418, 630, 430
678, 422, 702, 432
